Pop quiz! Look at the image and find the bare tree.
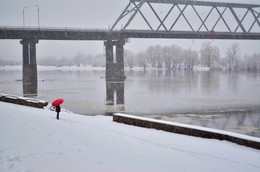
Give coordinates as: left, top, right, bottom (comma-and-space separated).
146, 46, 156, 67
154, 45, 163, 68
243, 53, 260, 72
200, 42, 220, 69
170, 45, 182, 70
162, 46, 172, 69
182, 48, 198, 70
136, 51, 147, 70
225, 43, 240, 71
124, 49, 135, 69
146, 45, 163, 68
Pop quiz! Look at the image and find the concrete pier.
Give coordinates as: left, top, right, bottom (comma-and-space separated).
104, 39, 126, 81
20, 39, 38, 97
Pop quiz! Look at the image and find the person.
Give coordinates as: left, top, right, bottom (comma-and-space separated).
55, 105, 61, 120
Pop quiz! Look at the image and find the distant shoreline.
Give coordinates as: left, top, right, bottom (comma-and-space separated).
0, 64, 212, 72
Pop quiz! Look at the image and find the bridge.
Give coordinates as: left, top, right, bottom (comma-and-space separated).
0, 0, 260, 96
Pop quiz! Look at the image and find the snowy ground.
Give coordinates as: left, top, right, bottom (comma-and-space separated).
0, 102, 260, 172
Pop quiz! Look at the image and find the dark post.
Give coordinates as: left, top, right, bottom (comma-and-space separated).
20, 39, 39, 97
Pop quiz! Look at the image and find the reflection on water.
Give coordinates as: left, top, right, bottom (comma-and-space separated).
105, 81, 125, 114
201, 72, 220, 93
0, 68, 260, 137
23, 80, 37, 97
125, 70, 260, 115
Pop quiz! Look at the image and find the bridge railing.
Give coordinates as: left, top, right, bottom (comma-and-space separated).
0, 25, 111, 32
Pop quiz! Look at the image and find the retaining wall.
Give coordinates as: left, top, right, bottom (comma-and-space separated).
113, 113, 260, 150
0, 93, 48, 108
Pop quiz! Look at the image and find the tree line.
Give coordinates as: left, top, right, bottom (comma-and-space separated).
37, 53, 105, 67
124, 42, 260, 72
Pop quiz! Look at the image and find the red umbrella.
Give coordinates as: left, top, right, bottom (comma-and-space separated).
52, 98, 64, 106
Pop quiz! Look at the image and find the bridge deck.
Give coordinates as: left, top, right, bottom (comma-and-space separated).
0, 27, 260, 40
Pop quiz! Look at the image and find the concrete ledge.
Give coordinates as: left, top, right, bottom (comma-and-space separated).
0, 93, 48, 108
113, 113, 260, 150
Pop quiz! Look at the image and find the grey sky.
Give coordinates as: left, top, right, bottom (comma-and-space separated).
0, 0, 259, 61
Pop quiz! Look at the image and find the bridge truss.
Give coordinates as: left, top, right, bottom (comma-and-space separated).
111, 0, 260, 35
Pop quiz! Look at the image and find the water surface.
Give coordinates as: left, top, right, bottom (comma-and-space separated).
1, 66, 260, 137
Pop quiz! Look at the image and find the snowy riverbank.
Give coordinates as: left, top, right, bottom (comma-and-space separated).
0, 102, 260, 172
0, 65, 210, 72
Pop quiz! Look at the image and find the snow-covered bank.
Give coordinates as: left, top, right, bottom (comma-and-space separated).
0, 65, 211, 72
0, 65, 105, 71
0, 102, 260, 172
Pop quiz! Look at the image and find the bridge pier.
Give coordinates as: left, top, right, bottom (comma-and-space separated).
104, 39, 126, 81
20, 39, 39, 97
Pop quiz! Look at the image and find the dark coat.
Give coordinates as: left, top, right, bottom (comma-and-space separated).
55, 105, 61, 113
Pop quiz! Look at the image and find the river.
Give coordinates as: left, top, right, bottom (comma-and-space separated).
0, 66, 260, 137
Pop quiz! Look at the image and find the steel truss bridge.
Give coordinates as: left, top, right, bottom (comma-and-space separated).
1, 0, 260, 40
111, 0, 260, 39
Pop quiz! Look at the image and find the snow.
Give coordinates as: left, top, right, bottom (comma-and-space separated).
193, 65, 210, 71
0, 65, 106, 71
0, 102, 260, 172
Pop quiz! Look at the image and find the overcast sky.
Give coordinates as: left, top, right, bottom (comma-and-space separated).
0, 0, 259, 61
